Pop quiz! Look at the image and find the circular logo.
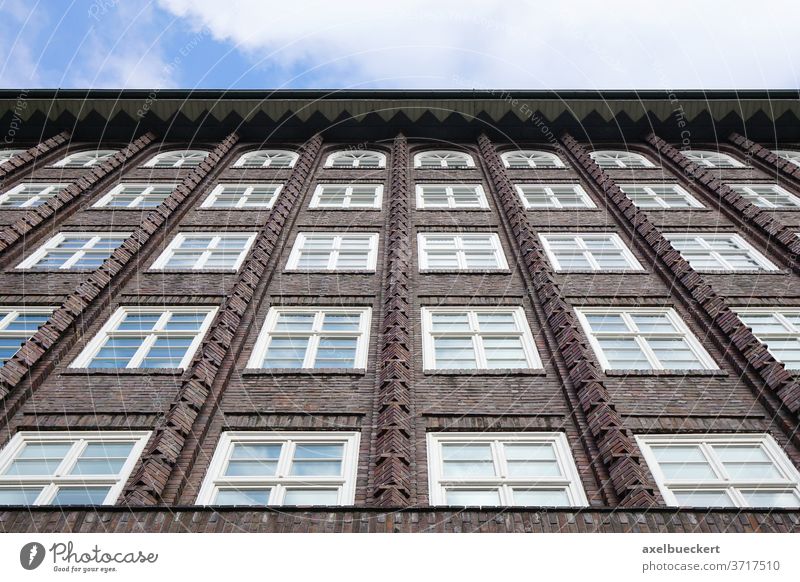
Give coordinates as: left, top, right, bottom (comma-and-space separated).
19, 542, 46, 570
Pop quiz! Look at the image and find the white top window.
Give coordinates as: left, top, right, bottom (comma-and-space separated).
150, 232, 256, 271
92, 183, 176, 209
286, 233, 378, 271
773, 150, 800, 168
736, 308, 800, 369
418, 233, 508, 270
727, 184, 800, 208
0, 431, 151, 506
515, 184, 595, 209
0, 183, 68, 208
309, 184, 383, 209
17, 232, 129, 270
539, 233, 643, 271
247, 307, 371, 369
70, 306, 217, 369
414, 151, 475, 169
637, 434, 800, 508
682, 150, 745, 168
427, 432, 588, 507
196, 432, 359, 506
0, 149, 25, 164
501, 150, 564, 169
575, 307, 718, 371
421, 306, 541, 371
200, 184, 282, 209
619, 183, 705, 209
143, 150, 209, 168
233, 150, 298, 168
590, 150, 655, 169
665, 233, 778, 272
0, 307, 53, 366
324, 150, 385, 169
416, 184, 489, 209
52, 150, 117, 168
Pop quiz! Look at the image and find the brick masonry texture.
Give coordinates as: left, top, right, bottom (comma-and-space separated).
0, 130, 69, 182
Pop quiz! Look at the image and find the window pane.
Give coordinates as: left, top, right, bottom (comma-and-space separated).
512, 488, 571, 506
213, 488, 271, 505
442, 444, 495, 477
263, 337, 309, 368
596, 337, 651, 369
5, 443, 72, 476
52, 486, 111, 505
0, 487, 43, 505
482, 337, 529, 368
672, 490, 735, 507
290, 444, 344, 476
504, 443, 562, 477
740, 490, 800, 507
283, 489, 339, 505
433, 337, 476, 369
445, 489, 501, 505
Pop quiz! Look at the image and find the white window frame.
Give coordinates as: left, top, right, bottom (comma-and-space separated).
727, 184, 800, 208
0, 183, 68, 208
323, 150, 386, 169
682, 150, 745, 168
16, 232, 130, 270
427, 432, 588, 506
575, 307, 718, 371
417, 232, 508, 270
636, 433, 800, 508
773, 150, 800, 168
196, 431, 360, 506
618, 183, 705, 209
421, 306, 542, 371
0, 431, 151, 506
150, 232, 256, 271
415, 184, 490, 210
414, 151, 475, 169
590, 150, 655, 169
51, 150, 118, 168
735, 307, 800, 370
0, 149, 25, 164
143, 150, 209, 168
233, 150, 298, 169
200, 184, 283, 209
309, 184, 384, 209
0, 307, 54, 365
91, 183, 177, 209
70, 306, 217, 369
539, 232, 643, 271
285, 232, 379, 271
247, 307, 372, 370
514, 183, 596, 209
501, 150, 565, 169
664, 232, 779, 272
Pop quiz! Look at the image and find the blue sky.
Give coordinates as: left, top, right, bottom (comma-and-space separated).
1, 0, 799, 90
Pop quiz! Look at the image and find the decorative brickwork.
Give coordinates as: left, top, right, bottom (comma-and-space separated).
729, 131, 800, 182
0, 130, 70, 182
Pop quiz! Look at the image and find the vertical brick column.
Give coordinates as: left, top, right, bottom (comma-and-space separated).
478, 133, 657, 507
729, 132, 800, 184
0, 130, 70, 182
124, 135, 324, 505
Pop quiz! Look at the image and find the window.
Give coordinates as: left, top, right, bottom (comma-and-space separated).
70, 306, 217, 369
618, 183, 705, 209
664, 233, 778, 272
501, 150, 564, 169
150, 232, 256, 271
143, 150, 209, 168
682, 150, 745, 168
0, 308, 53, 366
736, 309, 800, 369
539, 233, 643, 271
416, 184, 489, 209
200, 184, 282, 209
233, 150, 298, 168
590, 150, 655, 169
414, 151, 475, 169
286, 233, 378, 271
427, 432, 587, 506
309, 184, 383, 209
0, 149, 25, 164
52, 150, 117, 168
196, 432, 359, 506
324, 150, 385, 169
0, 431, 150, 506
514, 184, 595, 209
421, 306, 541, 370
727, 184, 800, 208
92, 183, 176, 209
418, 233, 508, 270
773, 150, 800, 168
0, 183, 68, 208
637, 434, 800, 508
247, 307, 371, 369
16, 232, 129, 270
575, 307, 717, 371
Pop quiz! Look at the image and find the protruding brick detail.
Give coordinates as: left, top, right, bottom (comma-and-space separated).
0, 132, 239, 396
372, 134, 414, 506
0, 132, 157, 257
0, 130, 70, 181
563, 133, 800, 415
647, 133, 800, 276
478, 134, 657, 508
123, 134, 324, 506
729, 132, 800, 182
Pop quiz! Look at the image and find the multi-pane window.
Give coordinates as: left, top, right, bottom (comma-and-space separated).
247, 307, 371, 369
92, 183, 176, 209
309, 184, 383, 209
590, 150, 654, 168
417, 233, 508, 270
70, 306, 217, 369
427, 433, 588, 506
414, 151, 474, 169
682, 150, 745, 168
421, 307, 541, 370
324, 150, 385, 169
233, 150, 298, 168
150, 232, 256, 271
514, 184, 595, 209
618, 183, 705, 209
286, 233, 378, 271
736, 309, 800, 369
143, 150, 209, 168
773, 150, 800, 168
0, 149, 24, 164
52, 150, 117, 168
501, 150, 564, 169
664, 233, 778, 272
200, 184, 282, 209
727, 184, 800, 208
416, 184, 489, 209
539, 233, 643, 271
196, 432, 359, 506
0, 308, 53, 366
16, 232, 129, 270
0, 431, 150, 506
637, 434, 800, 508
575, 307, 718, 371
0, 183, 68, 208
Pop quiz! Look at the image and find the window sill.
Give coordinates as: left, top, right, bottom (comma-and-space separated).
423, 368, 546, 376
419, 269, 511, 275
61, 368, 185, 376
241, 368, 367, 376
604, 369, 727, 377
